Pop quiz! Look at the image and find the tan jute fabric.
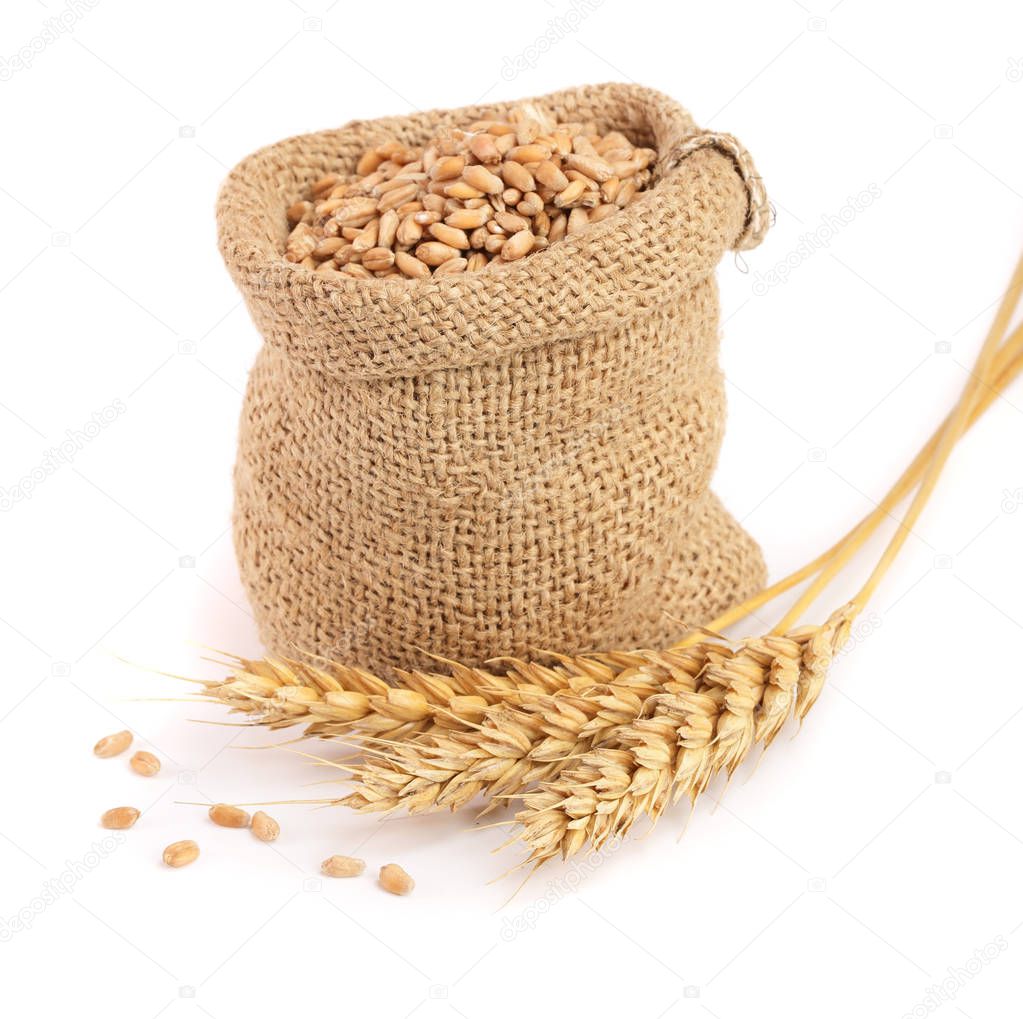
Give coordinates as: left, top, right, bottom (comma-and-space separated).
217, 83, 770, 673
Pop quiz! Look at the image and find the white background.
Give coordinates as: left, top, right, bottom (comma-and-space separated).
2, 1, 1022, 1016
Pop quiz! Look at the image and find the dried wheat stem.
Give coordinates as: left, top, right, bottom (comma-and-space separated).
848, 255, 1023, 612
704, 317, 1023, 637
773, 254, 1023, 635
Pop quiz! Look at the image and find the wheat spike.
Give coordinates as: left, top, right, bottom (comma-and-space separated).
512, 606, 851, 865
197, 651, 570, 742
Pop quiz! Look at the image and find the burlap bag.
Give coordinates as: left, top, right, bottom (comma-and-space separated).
217, 83, 770, 673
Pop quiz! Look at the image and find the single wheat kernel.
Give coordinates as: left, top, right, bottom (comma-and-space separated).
468, 134, 500, 164
443, 181, 485, 201
287, 200, 311, 225
93, 730, 132, 758
310, 174, 339, 197
444, 206, 491, 230
362, 247, 396, 272
322, 854, 365, 878
533, 159, 569, 192
311, 237, 345, 260
163, 840, 199, 868
516, 192, 544, 217
356, 149, 384, 176
428, 222, 470, 249
101, 806, 140, 830
428, 155, 465, 181
250, 811, 280, 843
564, 153, 615, 183
501, 229, 535, 262
209, 803, 250, 828
500, 159, 535, 193
415, 241, 460, 267
130, 750, 161, 777
395, 251, 430, 279
554, 179, 588, 208
379, 863, 414, 896
462, 164, 504, 195
506, 144, 551, 164
495, 211, 530, 234
434, 257, 468, 276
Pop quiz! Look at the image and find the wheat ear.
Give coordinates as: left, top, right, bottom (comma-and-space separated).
196, 651, 567, 742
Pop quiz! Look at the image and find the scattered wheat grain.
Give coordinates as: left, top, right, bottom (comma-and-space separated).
101, 806, 140, 830
209, 803, 250, 828
322, 854, 365, 878
163, 840, 199, 868
379, 863, 414, 895
250, 811, 280, 842
94, 730, 132, 758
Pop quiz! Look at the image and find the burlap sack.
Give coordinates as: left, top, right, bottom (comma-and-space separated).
217, 83, 770, 673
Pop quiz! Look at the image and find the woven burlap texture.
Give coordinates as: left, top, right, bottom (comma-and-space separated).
217, 82, 769, 673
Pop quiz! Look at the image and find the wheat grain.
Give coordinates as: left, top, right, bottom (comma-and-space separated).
209, 804, 250, 828
94, 730, 132, 758
500, 229, 534, 261
101, 806, 140, 830
434, 257, 469, 276
130, 750, 160, 777
163, 840, 199, 868
322, 854, 365, 877
379, 863, 414, 895
250, 810, 280, 842
282, 104, 651, 277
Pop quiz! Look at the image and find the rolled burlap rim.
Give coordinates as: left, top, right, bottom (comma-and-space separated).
217, 83, 769, 381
